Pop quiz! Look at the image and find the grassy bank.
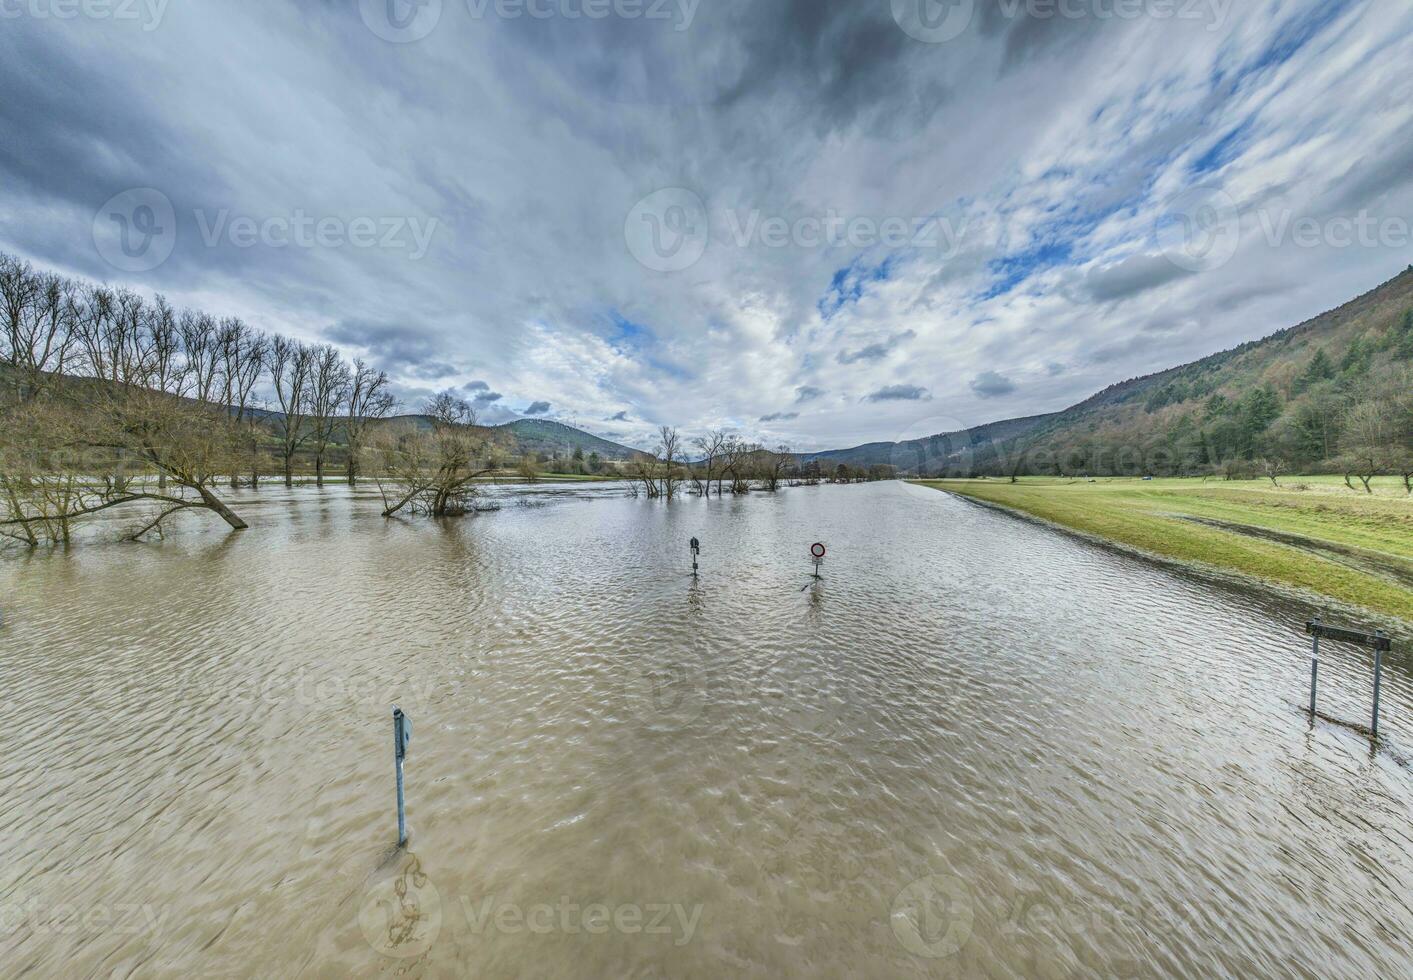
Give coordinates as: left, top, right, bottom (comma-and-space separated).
914, 477, 1413, 626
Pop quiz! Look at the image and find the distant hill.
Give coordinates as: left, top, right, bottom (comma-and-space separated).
809, 266, 1413, 476
376, 414, 645, 462
495, 418, 647, 462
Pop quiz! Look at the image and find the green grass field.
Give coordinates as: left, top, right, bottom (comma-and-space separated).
914, 476, 1413, 626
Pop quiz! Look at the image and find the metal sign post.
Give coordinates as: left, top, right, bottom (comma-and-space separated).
1304, 620, 1393, 740
393, 706, 413, 846
1309, 622, 1320, 717
1373, 644, 1385, 740
690, 537, 700, 578
810, 542, 826, 580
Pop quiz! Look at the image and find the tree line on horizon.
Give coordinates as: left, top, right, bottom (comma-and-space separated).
0, 252, 895, 547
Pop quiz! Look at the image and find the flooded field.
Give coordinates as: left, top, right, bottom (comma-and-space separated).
1, 481, 1410, 977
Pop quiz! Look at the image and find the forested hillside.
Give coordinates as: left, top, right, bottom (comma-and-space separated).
826, 267, 1413, 486
1002, 266, 1413, 483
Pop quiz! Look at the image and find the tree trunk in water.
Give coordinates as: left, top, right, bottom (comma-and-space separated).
251, 469, 259, 489
315, 455, 324, 488
158, 472, 167, 491
284, 457, 294, 488
346, 455, 357, 488
196, 484, 248, 530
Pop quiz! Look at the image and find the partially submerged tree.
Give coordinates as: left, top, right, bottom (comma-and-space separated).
217, 318, 267, 488
368, 394, 498, 517
759, 444, 791, 491
268, 335, 313, 487
306, 344, 351, 487
344, 358, 394, 486
693, 429, 727, 497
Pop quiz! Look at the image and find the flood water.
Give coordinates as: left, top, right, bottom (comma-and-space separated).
2, 481, 1411, 978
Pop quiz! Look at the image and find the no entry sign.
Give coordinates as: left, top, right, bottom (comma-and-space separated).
810, 543, 827, 559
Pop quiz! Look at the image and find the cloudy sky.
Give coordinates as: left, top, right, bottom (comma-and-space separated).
2, 0, 1410, 450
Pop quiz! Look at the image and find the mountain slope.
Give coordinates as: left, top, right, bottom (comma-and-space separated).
814, 266, 1413, 476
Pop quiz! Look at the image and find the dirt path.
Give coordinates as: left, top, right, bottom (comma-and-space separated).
1178, 516, 1413, 590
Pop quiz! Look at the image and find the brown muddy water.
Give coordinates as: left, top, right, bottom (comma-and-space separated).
1, 481, 1411, 978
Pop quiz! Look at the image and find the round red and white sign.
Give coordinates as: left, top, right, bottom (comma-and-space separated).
810, 543, 827, 559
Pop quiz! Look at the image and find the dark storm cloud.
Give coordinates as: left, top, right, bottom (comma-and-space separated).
327, 320, 460, 379
837, 330, 916, 365
969, 371, 1016, 399
709, 0, 950, 135
795, 386, 826, 403
1084, 255, 1194, 302
977, 0, 1114, 70
1328, 125, 1413, 213
610, 411, 631, 421
759, 412, 800, 422
865, 384, 930, 402
524, 401, 552, 415
0, 27, 231, 280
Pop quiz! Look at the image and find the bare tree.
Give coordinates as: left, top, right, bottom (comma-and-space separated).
367, 394, 498, 517
1339, 400, 1393, 493
693, 429, 726, 497
1, 257, 76, 401
180, 310, 221, 404
1259, 457, 1288, 488
760, 444, 791, 491
217, 318, 268, 488
2, 329, 250, 544
306, 344, 351, 487
268, 334, 313, 487
723, 436, 758, 494
658, 426, 682, 500
344, 358, 394, 486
